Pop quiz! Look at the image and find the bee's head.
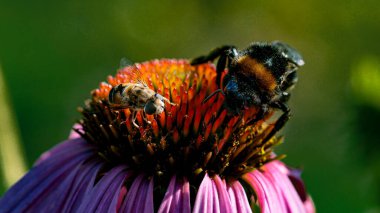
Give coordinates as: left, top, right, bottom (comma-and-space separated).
247, 41, 304, 90
271, 41, 304, 91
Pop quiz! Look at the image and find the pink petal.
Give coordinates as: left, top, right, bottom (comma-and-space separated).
29, 159, 103, 211
266, 161, 315, 213
119, 174, 154, 213
158, 175, 191, 213
76, 165, 132, 213
264, 162, 306, 212
193, 173, 213, 212
213, 175, 233, 213
304, 196, 315, 213
243, 170, 286, 213
0, 138, 95, 212
227, 180, 252, 213
193, 173, 234, 213
62, 160, 104, 212
242, 160, 315, 213
34, 136, 94, 166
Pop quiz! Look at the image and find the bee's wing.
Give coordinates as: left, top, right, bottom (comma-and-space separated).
120, 58, 149, 87
136, 79, 148, 87
119, 57, 133, 69
271, 41, 304, 66
130, 68, 148, 87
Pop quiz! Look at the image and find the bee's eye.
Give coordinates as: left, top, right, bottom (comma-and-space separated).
144, 101, 157, 115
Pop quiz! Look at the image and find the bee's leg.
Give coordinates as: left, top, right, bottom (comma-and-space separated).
131, 111, 139, 128
142, 111, 151, 124
262, 102, 291, 142
215, 48, 238, 87
109, 104, 124, 110
215, 54, 229, 87
162, 97, 177, 106
190, 45, 236, 65
202, 89, 224, 104
191, 46, 237, 87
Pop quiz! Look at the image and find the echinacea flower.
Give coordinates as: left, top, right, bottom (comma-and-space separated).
0, 59, 314, 212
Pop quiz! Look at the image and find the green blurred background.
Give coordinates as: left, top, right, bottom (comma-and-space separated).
1, 0, 380, 212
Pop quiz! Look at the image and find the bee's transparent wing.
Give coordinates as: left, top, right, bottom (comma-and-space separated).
119, 57, 148, 87
272, 41, 304, 66
119, 57, 133, 69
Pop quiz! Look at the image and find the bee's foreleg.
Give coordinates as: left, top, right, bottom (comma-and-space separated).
202, 89, 224, 104
190, 45, 236, 65
262, 109, 290, 143
163, 97, 176, 106
215, 47, 237, 87
261, 102, 291, 142
215, 54, 228, 87
131, 111, 139, 128
142, 111, 151, 124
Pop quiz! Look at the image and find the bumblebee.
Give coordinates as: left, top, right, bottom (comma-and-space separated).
191, 41, 304, 138
108, 81, 175, 128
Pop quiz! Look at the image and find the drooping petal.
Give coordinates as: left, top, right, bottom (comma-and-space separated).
119, 174, 154, 213
26, 159, 103, 212
242, 160, 315, 213
193, 173, 234, 213
193, 173, 213, 212
119, 174, 144, 212
213, 175, 233, 213
158, 175, 191, 213
304, 197, 315, 213
34, 134, 92, 166
0, 138, 95, 212
227, 180, 252, 213
262, 171, 288, 212
227, 181, 237, 212
287, 166, 308, 202
243, 170, 286, 213
264, 161, 315, 213
62, 160, 104, 212
76, 165, 132, 213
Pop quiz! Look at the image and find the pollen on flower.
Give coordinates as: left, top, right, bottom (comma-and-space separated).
77, 59, 284, 185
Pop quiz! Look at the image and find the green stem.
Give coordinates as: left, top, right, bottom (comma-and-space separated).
0, 65, 27, 189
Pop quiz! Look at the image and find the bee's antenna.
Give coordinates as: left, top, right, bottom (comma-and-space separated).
202, 89, 224, 104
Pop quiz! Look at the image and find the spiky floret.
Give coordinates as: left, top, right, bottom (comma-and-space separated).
76, 59, 284, 184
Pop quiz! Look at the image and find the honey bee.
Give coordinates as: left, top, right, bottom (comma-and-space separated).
191, 41, 304, 138
108, 79, 175, 128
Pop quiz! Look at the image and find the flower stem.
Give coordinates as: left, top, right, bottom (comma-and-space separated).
0, 65, 27, 190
